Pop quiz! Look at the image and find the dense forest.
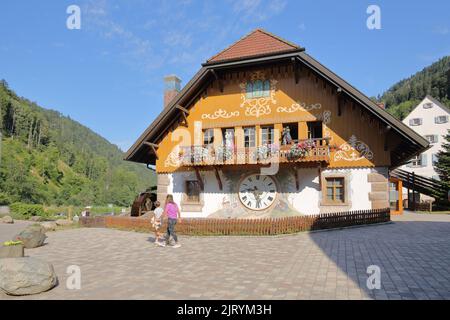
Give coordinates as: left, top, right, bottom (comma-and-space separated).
0, 80, 155, 207
377, 56, 450, 119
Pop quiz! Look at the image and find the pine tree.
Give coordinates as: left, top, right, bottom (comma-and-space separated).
435, 130, 450, 190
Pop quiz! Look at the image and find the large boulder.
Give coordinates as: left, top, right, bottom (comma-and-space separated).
0, 244, 24, 258
55, 219, 73, 226
40, 221, 57, 232
1, 216, 13, 224
13, 226, 47, 249
0, 257, 58, 295
29, 216, 45, 222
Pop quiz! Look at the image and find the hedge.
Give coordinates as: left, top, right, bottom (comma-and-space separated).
10, 203, 45, 219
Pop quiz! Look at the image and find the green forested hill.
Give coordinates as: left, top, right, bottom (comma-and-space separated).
379, 56, 450, 119
0, 80, 155, 206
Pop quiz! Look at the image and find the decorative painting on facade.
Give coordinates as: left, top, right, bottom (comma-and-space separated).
334, 135, 374, 162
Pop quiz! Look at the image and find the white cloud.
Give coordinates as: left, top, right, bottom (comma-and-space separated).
434, 26, 449, 35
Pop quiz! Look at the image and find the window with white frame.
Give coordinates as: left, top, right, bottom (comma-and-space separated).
261, 125, 275, 145
203, 128, 214, 145
410, 155, 422, 167
423, 102, 433, 109
424, 135, 438, 144
435, 115, 449, 124
409, 118, 423, 126
243, 126, 256, 148
246, 80, 271, 99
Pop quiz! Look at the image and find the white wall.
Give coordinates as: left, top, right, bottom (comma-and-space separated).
401, 96, 450, 179
166, 167, 382, 218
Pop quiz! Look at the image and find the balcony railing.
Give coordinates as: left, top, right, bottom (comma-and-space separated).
179, 138, 330, 166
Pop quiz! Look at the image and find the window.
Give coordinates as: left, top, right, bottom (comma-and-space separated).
424, 135, 438, 144
261, 125, 275, 145
243, 126, 256, 147
423, 102, 433, 109
245, 80, 270, 99
435, 115, 449, 124
307, 121, 323, 139
409, 118, 422, 126
409, 154, 427, 167
325, 177, 345, 203
185, 181, 201, 203
282, 123, 298, 144
222, 128, 235, 147
432, 153, 439, 164
203, 129, 214, 145
410, 155, 421, 167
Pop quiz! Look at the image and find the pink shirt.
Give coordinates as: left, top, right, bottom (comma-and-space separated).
165, 202, 179, 219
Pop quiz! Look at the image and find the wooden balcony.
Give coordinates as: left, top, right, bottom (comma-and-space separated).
179, 138, 330, 167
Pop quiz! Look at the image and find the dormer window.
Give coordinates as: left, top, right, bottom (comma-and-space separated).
423, 102, 433, 109
435, 115, 449, 124
246, 79, 271, 99
409, 118, 422, 126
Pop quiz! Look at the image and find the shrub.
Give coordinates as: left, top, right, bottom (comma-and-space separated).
0, 193, 12, 205
10, 203, 45, 220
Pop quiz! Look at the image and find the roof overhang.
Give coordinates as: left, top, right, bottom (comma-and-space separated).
125, 51, 429, 167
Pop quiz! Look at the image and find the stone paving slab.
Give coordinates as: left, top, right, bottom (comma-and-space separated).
0, 212, 449, 300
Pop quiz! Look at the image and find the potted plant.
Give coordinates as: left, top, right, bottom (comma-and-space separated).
0, 240, 24, 258
288, 140, 315, 160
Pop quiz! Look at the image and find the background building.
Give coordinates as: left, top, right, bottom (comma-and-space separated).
401, 96, 450, 180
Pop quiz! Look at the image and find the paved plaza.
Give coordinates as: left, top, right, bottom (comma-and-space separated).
1, 212, 449, 300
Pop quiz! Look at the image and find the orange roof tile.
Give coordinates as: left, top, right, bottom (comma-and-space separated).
207, 29, 302, 63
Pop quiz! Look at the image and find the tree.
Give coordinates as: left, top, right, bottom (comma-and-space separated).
435, 130, 450, 189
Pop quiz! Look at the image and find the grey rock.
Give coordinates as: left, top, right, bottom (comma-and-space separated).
0, 257, 58, 295
13, 227, 47, 249
0, 245, 24, 258
55, 219, 73, 226
29, 216, 45, 222
40, 221, 57, 231
1, 216, 13, 224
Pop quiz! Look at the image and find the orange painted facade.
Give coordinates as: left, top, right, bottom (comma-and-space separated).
155, 65, 390, 173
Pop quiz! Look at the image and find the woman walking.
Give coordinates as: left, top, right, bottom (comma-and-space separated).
163, 194, 181, 248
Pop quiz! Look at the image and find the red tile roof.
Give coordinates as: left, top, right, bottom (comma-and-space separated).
207, 29, 302, 63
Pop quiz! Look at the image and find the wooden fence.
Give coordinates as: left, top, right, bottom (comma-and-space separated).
79, 208, 390, 236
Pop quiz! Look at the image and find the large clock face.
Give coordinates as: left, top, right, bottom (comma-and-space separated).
238, 174, 277, 211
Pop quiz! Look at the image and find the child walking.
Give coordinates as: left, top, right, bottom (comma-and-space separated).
151, 201, 165, 247
163, 194, 181, 248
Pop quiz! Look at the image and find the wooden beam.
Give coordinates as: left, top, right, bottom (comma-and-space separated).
291, 57, 300, 84
194, 167, 204, 191
292, 167, 299, 191
175, 105, 189, 127
384, 125, 391, 151
175, 105, 190, 115
213, 166, 223, 190
143, 142, 159, 148
318, 165, 323, 190
143, 142, 159, 159
211, 69, 223, 93
337, 87, 343, 116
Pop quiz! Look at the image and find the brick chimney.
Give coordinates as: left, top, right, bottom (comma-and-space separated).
376, 102, 385, 109
163, 75, 181, 108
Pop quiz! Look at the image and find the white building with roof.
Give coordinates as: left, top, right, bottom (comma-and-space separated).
401, 95, 450, 180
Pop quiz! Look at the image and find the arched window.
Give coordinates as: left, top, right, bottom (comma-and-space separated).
246, 82, 253, 99
263, 80, 270, 97
245, 79, 271, 98
253, 80, 263, 97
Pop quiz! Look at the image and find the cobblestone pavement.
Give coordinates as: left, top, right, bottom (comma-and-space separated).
1, 212, 449, 300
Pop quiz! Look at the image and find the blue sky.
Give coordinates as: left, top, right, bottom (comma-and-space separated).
0, 0, 449, 151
